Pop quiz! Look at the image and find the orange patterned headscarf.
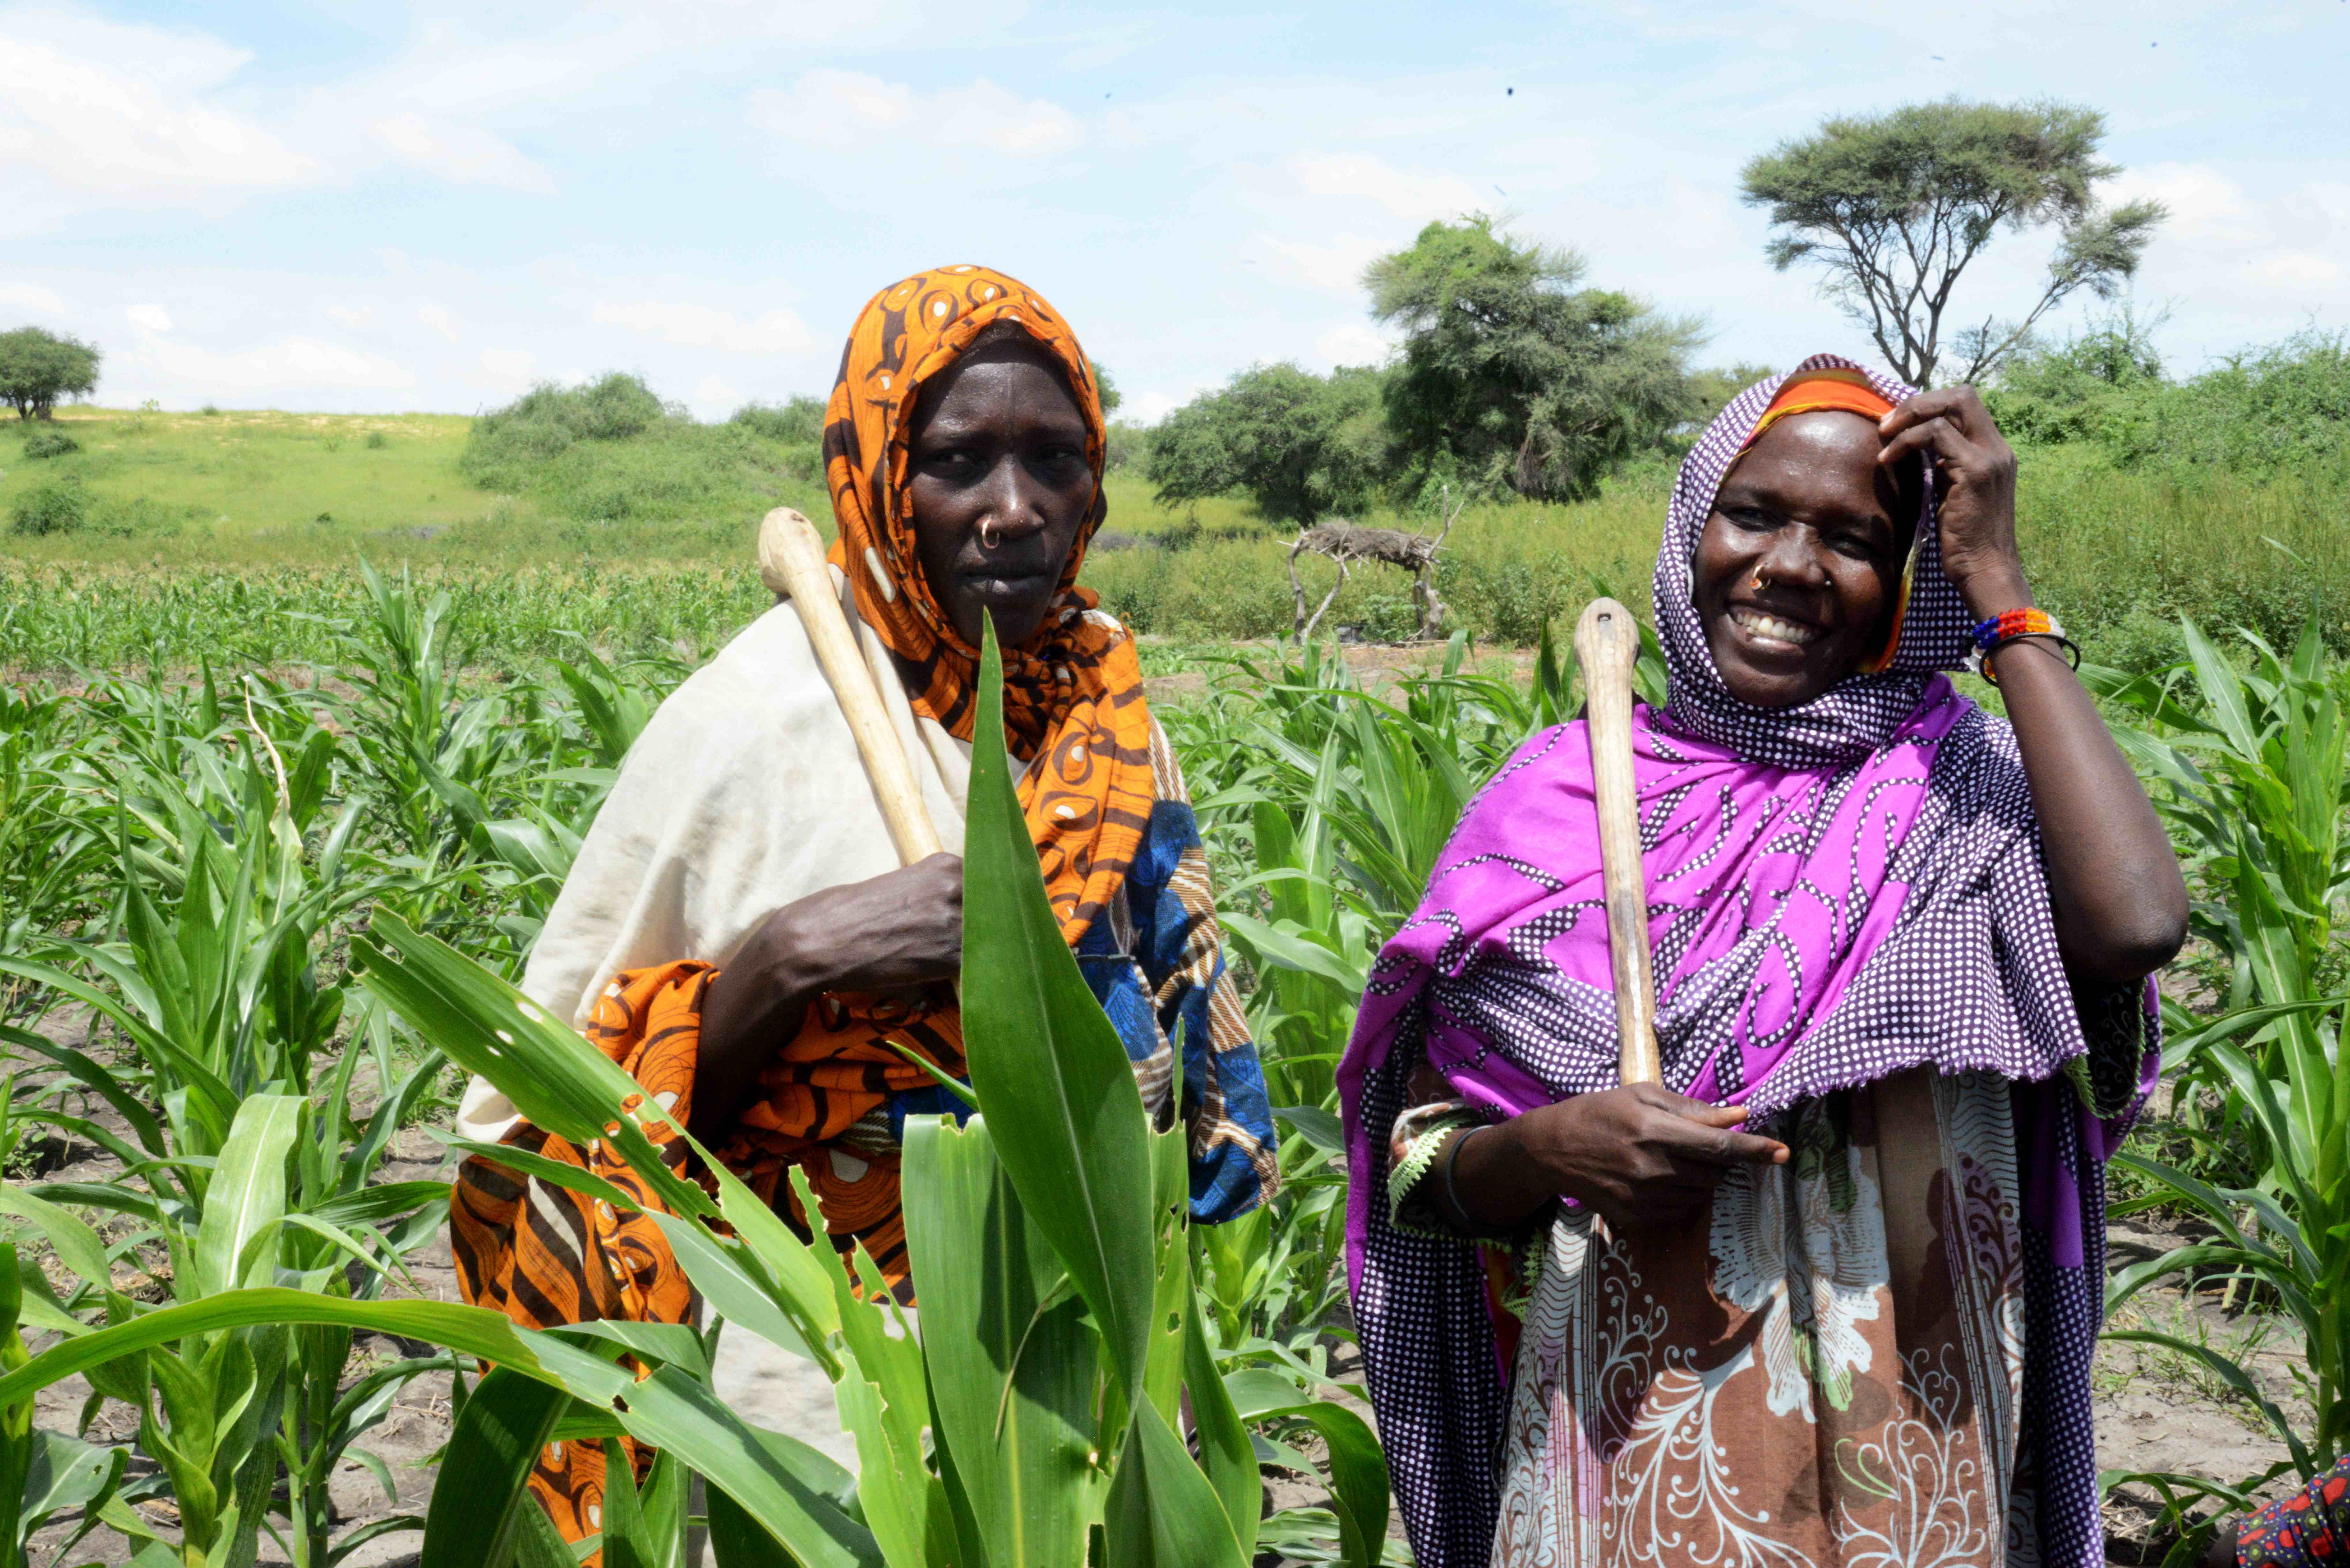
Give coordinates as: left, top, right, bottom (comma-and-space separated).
724, 268, 1157, 1286
820, 264, 1154, 940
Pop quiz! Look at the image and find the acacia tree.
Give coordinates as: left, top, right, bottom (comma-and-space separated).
1365, 216, 1700, 503
0, 326, 101, 420
1147, 361, 1387, 526
1740, 98, 2165, 387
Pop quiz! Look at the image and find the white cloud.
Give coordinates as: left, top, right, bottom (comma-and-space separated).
415, 303, 461, 342
1265, 233, 1387, 295
2102, 162, 2350, 333
371, 114, 554, 192
478, 348, 537, 384
1127, 388, 1204, 425
0, 283, 64, 314
693, 374, 740, 411
125, 304, 173, 333
0, 17, 311, 216
591, 300, 813, 353
326, 305, 375, 327
1291, 155, 1486, 222
1316, 321, 1392, 367
747, 71, 1080, 158
140, 335, 414, 393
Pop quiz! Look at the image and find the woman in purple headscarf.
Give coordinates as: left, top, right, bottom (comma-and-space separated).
1338, 357, 2187, 1568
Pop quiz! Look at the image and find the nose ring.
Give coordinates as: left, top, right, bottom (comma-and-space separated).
1751, 571, 1769, 592
978, 518, 1002, 549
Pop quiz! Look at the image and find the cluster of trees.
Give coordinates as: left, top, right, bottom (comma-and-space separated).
1147, 218, 1703, 526
0, 326, 100, 421
1151, 96, 2167, 527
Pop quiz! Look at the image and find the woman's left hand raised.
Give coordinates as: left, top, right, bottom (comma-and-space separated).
1877, 385, 2027, 620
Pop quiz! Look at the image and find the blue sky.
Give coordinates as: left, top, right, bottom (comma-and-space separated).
4, 0, 2344, 419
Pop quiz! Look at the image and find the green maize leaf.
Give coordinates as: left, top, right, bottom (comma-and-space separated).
324, 1514, 428, 1566
0, 1290, 882, 1568
637, 1449, 691, 1568
0, 1182, 117, 1294
2104, 1328, 2313, 1476
1272, 1105, 1344, 1156
1139, 1121, 1196, 1428
441, 1135, 826, 1376
1242, 1401, 1388, 1567
419, 1368, 569, 1568
1217, 913, 1368, 995
599, 1436, 658, 1568
1183, 1302, 1259, 1559
355, 913, 845, 1363
1221, 1368, 1308, 1420
554, 1320, 711, 1384
902, 1112, 1096, 1568
782, 1165, 941, 1568
309, 1181, 452, 1230
512, 1486, 587, 1568
1101, 1402, 1249, 1568
18, 1429, 126, 1554
194, 1093, 305, 1299
959, 621, 1157, 1403
0, 1024, 169, 1157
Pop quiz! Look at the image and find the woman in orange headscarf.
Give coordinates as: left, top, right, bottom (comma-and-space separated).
447, 267, 1279, 1551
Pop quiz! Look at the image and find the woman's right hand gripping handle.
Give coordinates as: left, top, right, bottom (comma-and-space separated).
689, 852, 965, 1142
1443, 1083, 1789, 1237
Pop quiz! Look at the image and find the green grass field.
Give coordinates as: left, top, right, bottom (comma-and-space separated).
6, 403, 2348, 678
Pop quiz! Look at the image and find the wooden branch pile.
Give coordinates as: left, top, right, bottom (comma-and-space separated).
1286, 489, 1463, 641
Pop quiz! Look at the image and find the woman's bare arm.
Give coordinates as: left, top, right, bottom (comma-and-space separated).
1880, 387, 2187, 983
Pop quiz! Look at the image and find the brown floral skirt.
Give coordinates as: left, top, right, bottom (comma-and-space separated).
1494, 1067, 2029, 1567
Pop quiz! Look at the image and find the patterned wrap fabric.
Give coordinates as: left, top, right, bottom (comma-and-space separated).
1335, 354, 2160, 1567
2240, 1455, 2350, 1566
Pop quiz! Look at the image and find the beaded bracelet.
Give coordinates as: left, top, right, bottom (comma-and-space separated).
1966, 607, 2080, 686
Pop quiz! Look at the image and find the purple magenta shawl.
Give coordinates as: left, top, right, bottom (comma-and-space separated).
1337, 356, 2157, 1568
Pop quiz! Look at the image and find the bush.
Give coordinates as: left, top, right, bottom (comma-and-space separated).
458, 374, 829, 527
10, 478, 88, 536
20, 426, 79, 459
364, 430, 388, 450
2110, 330, 2350, 474
728, 395, 826, 445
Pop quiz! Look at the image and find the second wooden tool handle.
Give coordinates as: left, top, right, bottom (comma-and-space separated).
758, 507, 945, 869
1574, 597, 1663, 1087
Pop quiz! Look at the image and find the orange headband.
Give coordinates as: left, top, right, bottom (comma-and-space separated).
1736, 367, 1895, 457
1736, 367, 1913, 675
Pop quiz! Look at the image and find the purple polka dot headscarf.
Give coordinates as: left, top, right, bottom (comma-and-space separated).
1335, 355, 2157, 1568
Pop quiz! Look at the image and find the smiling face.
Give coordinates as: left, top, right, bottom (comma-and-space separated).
905, 335, 1097, 650
1692, 411, 1921, 709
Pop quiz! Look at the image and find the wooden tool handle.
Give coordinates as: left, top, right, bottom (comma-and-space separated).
1574, 598, 1663, 1087
758, 507, 945, 869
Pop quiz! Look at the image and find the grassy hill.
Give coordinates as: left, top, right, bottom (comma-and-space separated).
5, 365, 2347, 679
0, 404, 1262, 569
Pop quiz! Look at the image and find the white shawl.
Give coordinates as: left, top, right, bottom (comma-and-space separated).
456, 568, 973, 1144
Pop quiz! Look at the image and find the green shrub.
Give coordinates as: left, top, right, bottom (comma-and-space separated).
727, 395, 825, 445
19, 426, 78, 459
9, 478, 87, 536
2110, 330, 2350, 474
364, 430, 388, 449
